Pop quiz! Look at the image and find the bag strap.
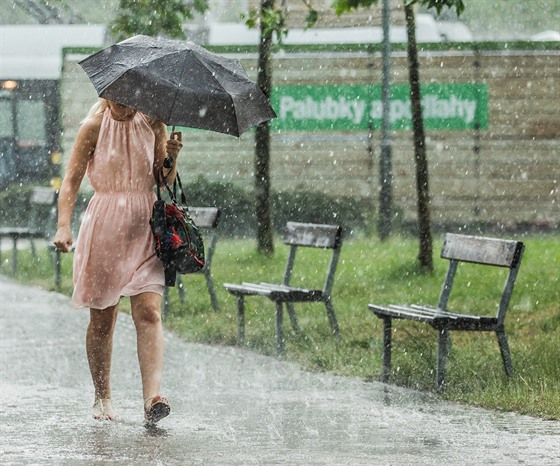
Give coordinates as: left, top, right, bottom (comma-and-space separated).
157, 165, 188, 208
173, 172, 188, 205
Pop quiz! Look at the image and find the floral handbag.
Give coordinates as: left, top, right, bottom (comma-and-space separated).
150, 171, 205, 286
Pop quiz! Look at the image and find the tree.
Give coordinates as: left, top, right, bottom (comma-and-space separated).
403, 1, 434, 271
244, 1, 317, 255
110, 0, 208, 41
253, 0, 276, 255
333, 0, 464, 272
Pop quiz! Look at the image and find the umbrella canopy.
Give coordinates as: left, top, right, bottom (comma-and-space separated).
78, 35, 276, 137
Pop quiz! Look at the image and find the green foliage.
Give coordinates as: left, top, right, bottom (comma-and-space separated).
272, 188, 372, 235
184, 176, 373, 237
304, 8, 319, 29
409, 0, 464, 16
109, 0, 208, 42
241, 1, 319, 44
332, 0, 379, 16
242, 6, 288, 43
332, 0, 464, 16
0, 184, 38, 227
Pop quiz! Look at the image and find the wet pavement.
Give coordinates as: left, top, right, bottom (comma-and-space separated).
1, 277, 559, 465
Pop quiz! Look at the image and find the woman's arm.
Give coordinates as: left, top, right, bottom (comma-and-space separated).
53, 115, 100, 252
151, 120, 183, 185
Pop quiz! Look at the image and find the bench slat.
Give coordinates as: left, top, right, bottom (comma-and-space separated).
250, 282, 323, 301
409, 304, 482, 320
442, 233, 524, 268
224, 283, 274, 296
390, 304, 455, 318
388, 304, 486, 321
370, 304, 498, 330
369, 304, 441, 324
284, 222, 342, 249
0, 227, 44, 238
224, 282, 324, 302
258, 282, 314, 294
30, 187, 56, 205
188, 207, 221, 229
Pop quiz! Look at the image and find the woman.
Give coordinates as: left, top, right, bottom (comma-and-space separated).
53, 99, 183, 424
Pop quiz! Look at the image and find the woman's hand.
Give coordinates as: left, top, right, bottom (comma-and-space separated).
151, 123, 181, 184
166, 131, 183, 162
53, 226, 73, 253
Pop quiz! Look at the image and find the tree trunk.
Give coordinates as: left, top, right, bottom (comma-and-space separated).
404, 1, 433, 272
255, 0, 275, 255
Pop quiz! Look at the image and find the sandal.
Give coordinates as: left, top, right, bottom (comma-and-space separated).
92, 398, 116, 421
144, 395, 171, 424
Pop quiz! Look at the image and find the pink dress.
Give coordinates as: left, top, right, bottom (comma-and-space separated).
72, 108, 164, 309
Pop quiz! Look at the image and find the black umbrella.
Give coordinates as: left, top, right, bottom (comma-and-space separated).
78, 35, 276, 137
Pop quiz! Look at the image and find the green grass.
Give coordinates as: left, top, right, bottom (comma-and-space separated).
2, 233, 559, 419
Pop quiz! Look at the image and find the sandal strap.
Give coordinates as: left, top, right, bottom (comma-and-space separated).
144, 395, 171, 424
144, 395, 169, 412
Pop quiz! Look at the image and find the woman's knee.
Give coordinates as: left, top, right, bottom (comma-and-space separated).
132, 302, 161, 327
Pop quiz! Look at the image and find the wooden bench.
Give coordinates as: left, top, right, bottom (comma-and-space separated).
0, 187, 57, 276
224, 221, 343, 356
163, 207, 221, 318
368, 233, 525, 392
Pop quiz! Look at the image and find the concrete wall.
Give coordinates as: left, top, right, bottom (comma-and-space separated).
61, 43, 560, 227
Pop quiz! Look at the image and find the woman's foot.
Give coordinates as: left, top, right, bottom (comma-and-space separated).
144, 395, 170, 424
92, 398, 116, 421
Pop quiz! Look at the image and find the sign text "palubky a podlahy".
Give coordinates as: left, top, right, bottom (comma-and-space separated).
271, 83, 488, 131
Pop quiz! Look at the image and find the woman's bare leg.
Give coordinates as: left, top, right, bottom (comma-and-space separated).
130, 292, 164, 404
87, 304, 119, 419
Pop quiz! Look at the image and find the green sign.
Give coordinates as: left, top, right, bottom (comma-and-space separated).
270, 83, 488, 131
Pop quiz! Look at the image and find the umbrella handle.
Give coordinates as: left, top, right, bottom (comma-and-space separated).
170, 129, 182, 142
163, 128, 183, 168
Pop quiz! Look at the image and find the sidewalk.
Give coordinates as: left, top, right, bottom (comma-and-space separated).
1, 276, 559, 465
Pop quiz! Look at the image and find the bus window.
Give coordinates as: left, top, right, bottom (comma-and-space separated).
16, 99, 47, 147
0, 99, 14, 138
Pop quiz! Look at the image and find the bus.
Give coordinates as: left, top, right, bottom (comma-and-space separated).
0, 24, 106, 188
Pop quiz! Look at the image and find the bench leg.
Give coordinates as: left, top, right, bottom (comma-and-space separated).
236, 296, 245, 345
381, 317, 392, 383
436, 329, 450, 392
162, 287, 170, 321
11, 237, 18, 276
325, 298, 340, 337
30, 239, 37, 260
286, 303, 301, 334
275, 301, 285, 357
54, 248, 62, 291
204, 268, 220, 311
496, 330, 513, 377
177, 275, 186, 304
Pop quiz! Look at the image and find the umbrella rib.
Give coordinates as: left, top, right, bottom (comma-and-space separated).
193, 57, 239, 135
166, 52, 193, 125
